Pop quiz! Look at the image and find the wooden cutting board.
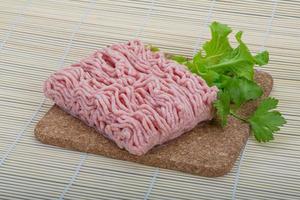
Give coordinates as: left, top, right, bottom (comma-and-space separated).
35, 70, 273, 177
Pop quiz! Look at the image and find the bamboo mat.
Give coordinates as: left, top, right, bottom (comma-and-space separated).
0, 0, 299, 199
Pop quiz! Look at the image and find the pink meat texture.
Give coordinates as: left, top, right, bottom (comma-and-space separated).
44, 40, 218, 155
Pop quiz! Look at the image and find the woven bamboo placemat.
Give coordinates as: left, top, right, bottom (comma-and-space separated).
0, 0, 299, 199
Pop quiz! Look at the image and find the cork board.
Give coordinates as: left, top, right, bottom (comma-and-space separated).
34, 70, 273, 177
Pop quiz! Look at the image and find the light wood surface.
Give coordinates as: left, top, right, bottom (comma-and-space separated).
0, 0, 299, 199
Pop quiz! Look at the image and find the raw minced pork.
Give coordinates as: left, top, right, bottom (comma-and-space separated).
44, 40, 218, 155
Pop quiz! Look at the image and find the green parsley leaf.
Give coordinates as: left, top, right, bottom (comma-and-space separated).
171, 55, 188, 64
202, 21, 233, 66
172, 22, 270, 81
213, 90, 230, 127
208, 31, 256, 80
169, 21, 285, 142
199, 70, 220, 86
150, 46, 160, 52
146, 44, 160, 52
225, 77, 263, 107
254, 50, 269, 66
248, 98, 286, 142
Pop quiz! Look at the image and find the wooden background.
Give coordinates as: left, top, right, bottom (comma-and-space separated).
0, 0, 299, 199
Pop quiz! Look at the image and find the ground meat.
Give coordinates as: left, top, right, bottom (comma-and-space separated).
44, 40, 218, 155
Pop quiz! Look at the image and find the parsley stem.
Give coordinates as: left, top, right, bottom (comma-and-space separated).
229, 110, 248, 123
208, 59, 241, 70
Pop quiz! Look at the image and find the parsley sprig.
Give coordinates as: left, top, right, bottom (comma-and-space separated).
171, 22, 286, 142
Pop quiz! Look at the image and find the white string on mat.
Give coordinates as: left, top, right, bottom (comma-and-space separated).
143, 168, 160, 200
0, 0, 33, 165
193, 0, 216, 56
134, 0, 155, 39
0, 0, 32, 51
58, 153, 88, 200
0, 0, 95, 167
260, 0, 279, 52
142, 1, 216, 199
58, 0, 156, 199
231, 1, 279, 199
